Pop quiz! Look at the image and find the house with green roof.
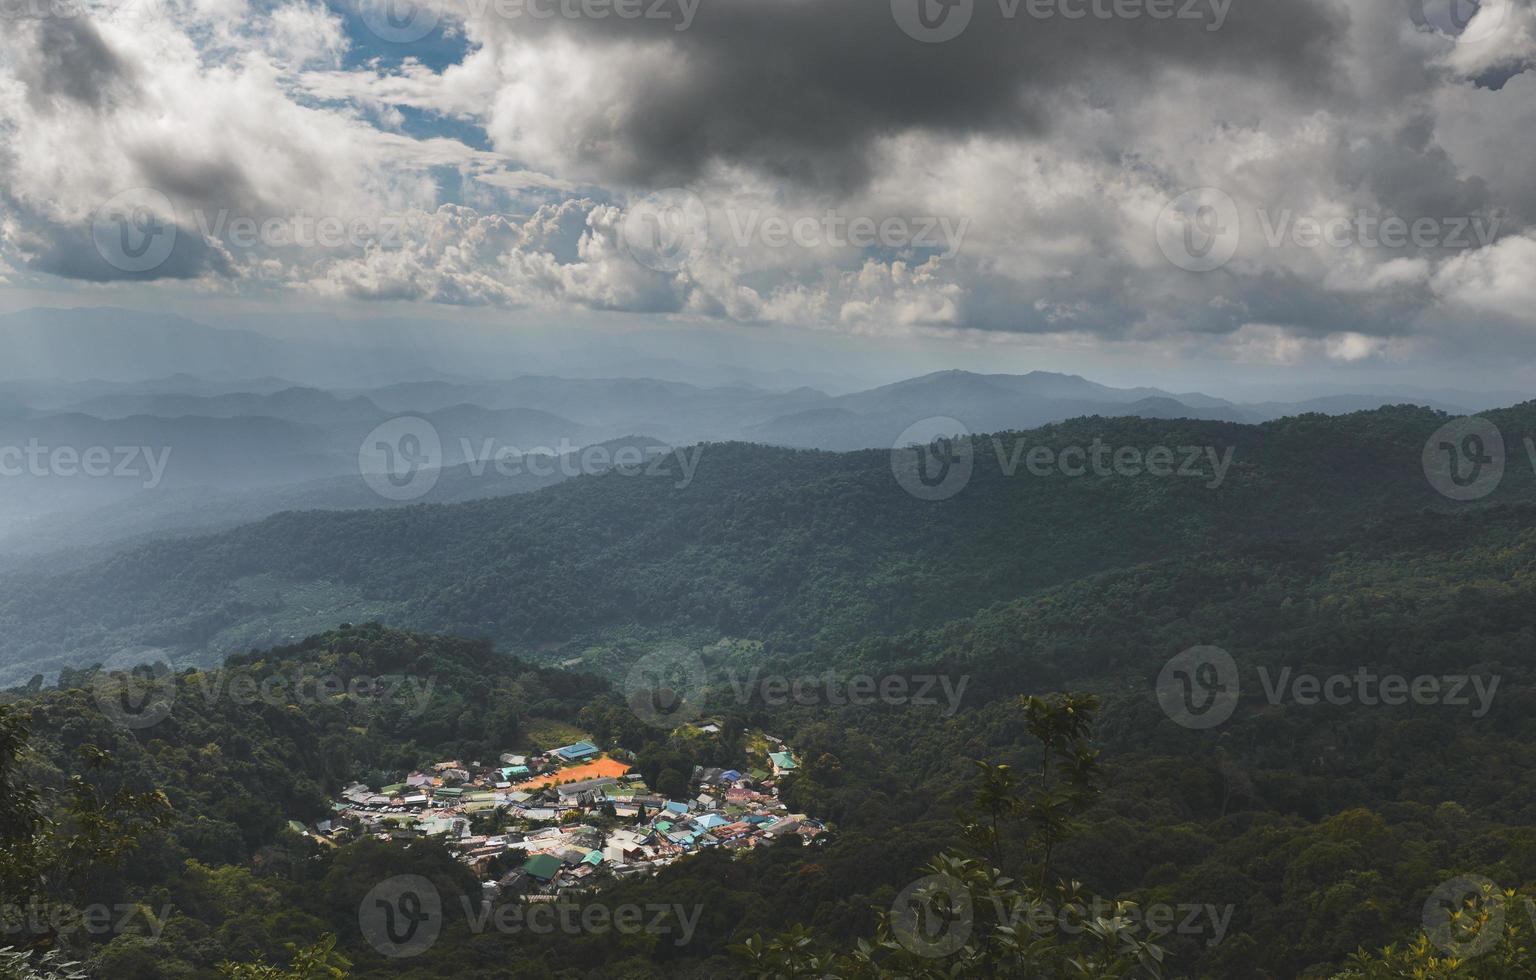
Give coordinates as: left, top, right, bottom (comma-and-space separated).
522, 853, 562, 882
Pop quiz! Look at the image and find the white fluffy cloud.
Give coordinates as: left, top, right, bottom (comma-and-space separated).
0, 0, 1532, 366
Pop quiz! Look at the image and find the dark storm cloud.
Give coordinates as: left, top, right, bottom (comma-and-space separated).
128, 145, 263, 215
17, 19, 139, 111
485, 0, 1349, 190
1335, 115, 1500, 224
25, 223, 230, 283
0, 192, 231, 283
1198, 269, 1433, 335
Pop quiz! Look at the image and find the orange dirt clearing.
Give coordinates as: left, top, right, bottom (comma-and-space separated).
510, 756, 632, 791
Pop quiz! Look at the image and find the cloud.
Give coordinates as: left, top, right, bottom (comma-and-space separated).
1432, 233, 1536, 316
465, 0, 1347, 191
1436, 0, 1536, 81
0, 0, 1531, 366
13, 18, 140, 111
1217, 323, 1419, 365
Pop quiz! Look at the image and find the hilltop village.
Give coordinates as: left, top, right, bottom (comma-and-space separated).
306, 731, 824, 897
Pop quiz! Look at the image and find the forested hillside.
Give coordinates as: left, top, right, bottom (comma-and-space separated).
4, 404, 1535, 685
7, 497, 1536, 976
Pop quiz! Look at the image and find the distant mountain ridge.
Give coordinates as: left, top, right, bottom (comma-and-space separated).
747, 370, 1285, 449
61, 387, 390, 425
3, 307, 1527, 576
5, 402, 1535, 685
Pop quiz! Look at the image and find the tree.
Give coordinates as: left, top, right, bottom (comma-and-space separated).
217, 938, 351, 980
1332, 880, 1536, 980
0, 707, 170, 961
0, 949, 87, 980
734, 694, 1167, 978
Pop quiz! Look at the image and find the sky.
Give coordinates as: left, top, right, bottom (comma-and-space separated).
1, 0, 1534, 392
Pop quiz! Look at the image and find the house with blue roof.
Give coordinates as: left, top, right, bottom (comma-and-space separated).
553, 741, 600, 762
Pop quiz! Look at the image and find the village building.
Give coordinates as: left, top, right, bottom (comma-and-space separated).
321, 738, 824, 900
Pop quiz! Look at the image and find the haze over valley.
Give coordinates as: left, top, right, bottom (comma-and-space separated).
6, 0, 1536, 974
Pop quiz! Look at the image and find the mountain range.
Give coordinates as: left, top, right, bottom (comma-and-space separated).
3, 400, 1532, 686
0, 304, 1523, 582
